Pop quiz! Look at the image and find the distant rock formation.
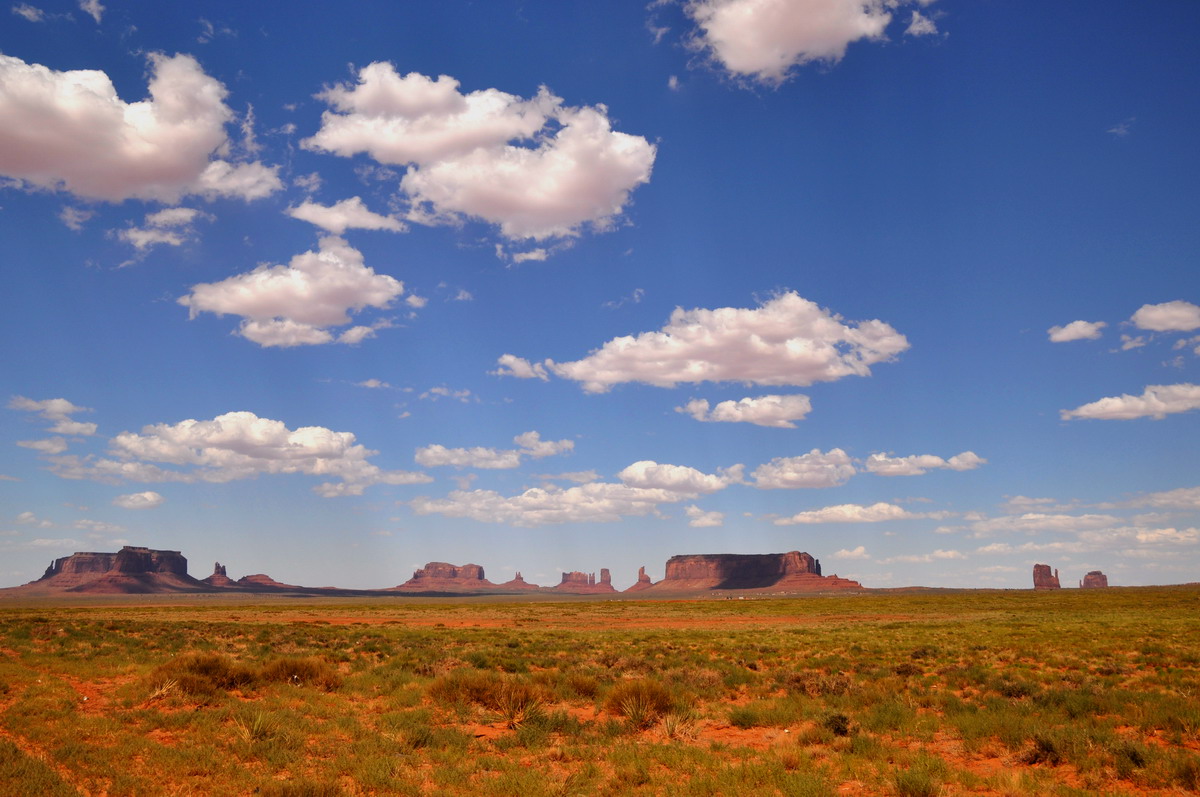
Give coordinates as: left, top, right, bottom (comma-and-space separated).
236, 573, 303, 591
553, 568, 616, 594
202, 562, 236, 588
28, 546, 206, 593
1080, 570, 1109, 589
623, 566, 654, 592
2, 545, 868, 596
642, 551, 860, 592
1033, 563, 1061, 590
495, 571, 540, 590
393, 562, 497, 591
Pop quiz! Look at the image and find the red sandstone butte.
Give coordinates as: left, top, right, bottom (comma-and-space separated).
1080, 570, 1109, 589
552, 568, 616, 594
392, 562, 500, 592
623, 566, 654, 593
495, 571, 540, 590
22, 546, 207, 594
202, 562, 237, 588
236, 573, 304, 590
1033, 563, 1061, 590
640, 551, 861, 592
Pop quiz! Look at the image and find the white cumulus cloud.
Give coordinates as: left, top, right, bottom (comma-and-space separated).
178, 236, 405, 347
1048, 320, 1106, 343
287, 196, 407, 235
303, 63, 655, 242
618, 461, 740, 494
685, 505, 725, 527
864, 451, 985, 477
1131, 300, 1200, 332
118, 207, 209, 251
1061, 383, 1200, 421
113, 491, 164, 510
9, 395, 97, 436
774, 501, 916, 525
492, 354, 549, 381
409, 481, 690, 527
414, 431, 573, 470
752, 448, 856, 489
0, 53, 280, 202
685, 0, 936, 85
677, 394, 812, 428
47, 410, 430, 497
543, 292, 907, 393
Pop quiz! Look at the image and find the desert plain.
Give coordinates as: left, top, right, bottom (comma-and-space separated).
1, 586, 1199, 796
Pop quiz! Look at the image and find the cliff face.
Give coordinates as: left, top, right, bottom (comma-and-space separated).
1080, 570, 1109, 589
645, 551, 860, 592
1033, 564, 1061, 590
32, 546, 204, 593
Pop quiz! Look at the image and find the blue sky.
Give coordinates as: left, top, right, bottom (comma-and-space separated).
2, 0, 1198, 591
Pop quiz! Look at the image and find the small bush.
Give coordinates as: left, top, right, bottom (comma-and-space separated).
605, 679, 675, 730
893, 662, 922, 677
823, 713, 852, 737
427, 668, 506, 708
260, 657, 342, 691
1021, 734, 1063, 766
729, 706, 763, 729
151, 652, 256, 696
493, 682, 545, 729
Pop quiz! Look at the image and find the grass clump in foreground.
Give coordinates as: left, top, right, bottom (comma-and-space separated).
0, 586, 1198, 795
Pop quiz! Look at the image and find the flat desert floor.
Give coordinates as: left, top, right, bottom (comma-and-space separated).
1, 587, 1198, 795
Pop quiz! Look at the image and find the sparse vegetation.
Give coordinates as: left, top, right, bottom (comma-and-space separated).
0, 587, 1198, 794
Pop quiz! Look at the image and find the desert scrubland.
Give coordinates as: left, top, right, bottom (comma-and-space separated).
1, 587, 1199, 796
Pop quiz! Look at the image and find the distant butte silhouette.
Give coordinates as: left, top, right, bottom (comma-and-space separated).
4, 545, 865, 596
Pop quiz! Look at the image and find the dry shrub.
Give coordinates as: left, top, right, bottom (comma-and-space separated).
604, 679, 675, 730
427, 668, 547, 721
151, 652, 256, 696
428, 668, 506, 707
260, 657, 343, 691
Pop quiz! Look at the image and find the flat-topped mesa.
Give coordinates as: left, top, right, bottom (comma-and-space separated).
1080, 570, 1109, 589
43, 546, 189, 578
1033, 563, 1061, 590
393, 562, 496, 591
554, 568, 616, 594
644, 551, 861, 592
623, 566, 654, 592
31, 546, 204, 593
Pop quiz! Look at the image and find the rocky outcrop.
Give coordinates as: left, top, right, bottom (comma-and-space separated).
29, 546, 206, 593
495, 571, 540, 590
1033, 563, 1061, 590
553, 568, 616, 594
1080, 570, 1109, 589
393, 562, 497, 591
236, 573, 304, 591
202, 562, 236, 588
643, 551, 860, 592
623, 566, 654, 592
